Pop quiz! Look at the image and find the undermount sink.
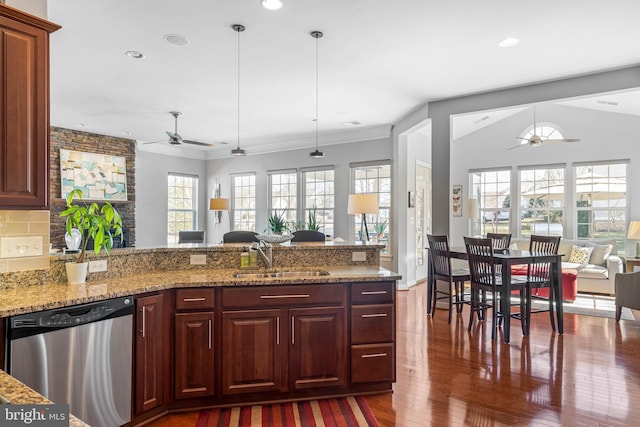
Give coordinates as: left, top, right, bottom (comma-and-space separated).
232, 270, 329, 279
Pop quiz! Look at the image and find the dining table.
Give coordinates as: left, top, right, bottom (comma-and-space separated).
426, 246, 564, 344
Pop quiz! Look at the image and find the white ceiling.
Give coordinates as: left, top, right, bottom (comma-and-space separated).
44, 0, 640, 159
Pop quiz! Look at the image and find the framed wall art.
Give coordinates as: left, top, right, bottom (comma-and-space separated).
60, 149, 128, 201
452, 184, 462, 217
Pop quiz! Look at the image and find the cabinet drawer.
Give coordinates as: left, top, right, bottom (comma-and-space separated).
351, 304, 394, 344
222, 284, 344, 309
176, 289, 215, 311
351, 343, 394, 383
351, 282, 394, 304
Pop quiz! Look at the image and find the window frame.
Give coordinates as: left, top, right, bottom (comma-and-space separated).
231, 173, 257, 232
167, 173, 198, 245
301, 166, 335, 237
350, 161, 391, 251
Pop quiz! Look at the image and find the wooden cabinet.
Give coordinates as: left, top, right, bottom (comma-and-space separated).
350, 282, 396, 384
290, 306, 346, 390
221, 284, 347, 396
0, 5, 59, 209
221, 309, 282, 395
134, 293, 166, 415
174, 289, 215, 400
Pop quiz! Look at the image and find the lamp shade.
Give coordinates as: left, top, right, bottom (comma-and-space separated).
347, 194, 378, 215
628, 221, 640, 239
466, 198, 479, 219
209, 198, 229, 211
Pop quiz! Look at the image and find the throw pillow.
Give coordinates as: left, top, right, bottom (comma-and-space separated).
568, 245, 594, 265
587, 244, 613, 266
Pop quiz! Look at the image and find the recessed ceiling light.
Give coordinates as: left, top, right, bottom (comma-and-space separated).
77, 123, 89, 128
342, 121, 362, 126
262, 0, 283, 10
597, 100, 619, 106
163, 34, 190, 47
498, 37, 519, 48
125, 50, 145, 59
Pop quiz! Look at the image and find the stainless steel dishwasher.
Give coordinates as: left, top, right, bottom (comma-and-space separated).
7, 296, 134, 427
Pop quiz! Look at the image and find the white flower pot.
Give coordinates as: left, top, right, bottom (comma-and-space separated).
65, 262, 88, 285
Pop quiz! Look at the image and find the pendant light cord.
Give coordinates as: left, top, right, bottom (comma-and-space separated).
237, 27, 241, 151
315, 34, 319, 151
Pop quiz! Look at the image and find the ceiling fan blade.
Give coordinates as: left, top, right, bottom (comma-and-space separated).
516, 136, 529, 141
543, 138, 581, 144
166, 131, 177, 139
507, 142, 528, 150
143, 140, 167, 145
183, 140, 214, 147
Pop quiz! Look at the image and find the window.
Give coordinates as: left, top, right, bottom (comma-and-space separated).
232, 174, 256, 231
519, 166, 565, 236
520, 123, 565, 142
470, 169, 511, 236
351, 162, 391, 251
167, 173, 198, 245
303, 168, 334, 237
269, 170, 297, 228
575, 162, 627, 250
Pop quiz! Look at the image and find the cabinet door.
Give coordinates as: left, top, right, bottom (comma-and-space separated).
221, 309, 282, 395
175, 312, 214, 399
134, 294, 164, 415
0, 9, 58, 209
289, 306, 346, 390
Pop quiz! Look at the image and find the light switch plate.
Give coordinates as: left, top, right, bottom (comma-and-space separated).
0, 236, 44, 258
89, 259, 108, 272
190, 254, 207, 265
352, 251, 367, 262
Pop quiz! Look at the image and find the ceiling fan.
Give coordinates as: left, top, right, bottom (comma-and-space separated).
507, 107, 580, 150
145, 111, 213, 147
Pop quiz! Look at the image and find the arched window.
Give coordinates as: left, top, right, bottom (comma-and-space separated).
519, 123, 565, 142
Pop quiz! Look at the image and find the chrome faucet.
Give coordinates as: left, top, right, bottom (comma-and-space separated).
251, 240, 273, 268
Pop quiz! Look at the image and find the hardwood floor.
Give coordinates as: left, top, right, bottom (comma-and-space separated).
149, 282, 640, 426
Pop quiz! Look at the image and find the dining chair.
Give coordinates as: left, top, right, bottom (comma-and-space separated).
223, 231, 259, 243
427, 234, 470, 323
516, 234, 562, 335
486, 233, 512, 250
290, 230, 325, 242
464, 237, 527, 340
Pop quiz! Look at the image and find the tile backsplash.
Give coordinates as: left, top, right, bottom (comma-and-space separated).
0, 210, 50, 273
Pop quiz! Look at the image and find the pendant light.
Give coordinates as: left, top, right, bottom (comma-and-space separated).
231, 24, 247, 157
309, 30, 324, 159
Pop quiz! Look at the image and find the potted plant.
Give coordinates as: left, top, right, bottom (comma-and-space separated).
374, 220, 387, 238
267, 209, 287, 234
60, 188, 123, 284
307, 205, 320, 231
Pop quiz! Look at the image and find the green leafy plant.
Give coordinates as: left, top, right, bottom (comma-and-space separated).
374, 220, 387, 236
267, 209, 287, 233
60, 189, 123, 264
307, 206, 320, 231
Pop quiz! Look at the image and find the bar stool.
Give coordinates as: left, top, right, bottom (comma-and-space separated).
427, 234, 470, 323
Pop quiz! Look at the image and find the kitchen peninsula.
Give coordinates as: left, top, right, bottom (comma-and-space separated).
1, 242, 400, 426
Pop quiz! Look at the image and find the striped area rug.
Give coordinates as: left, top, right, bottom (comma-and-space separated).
196, 396, 379, 427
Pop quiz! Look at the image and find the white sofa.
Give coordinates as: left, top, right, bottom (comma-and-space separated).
511, 238, 623, 295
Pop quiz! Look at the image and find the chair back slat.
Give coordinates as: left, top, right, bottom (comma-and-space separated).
464, 237, 495, 287
486, 233, 512, 250
528, 235, 561, 280
427, 234, 453, 277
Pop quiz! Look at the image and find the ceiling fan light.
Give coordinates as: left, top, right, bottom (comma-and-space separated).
231, 147, 246, 157
261, 0, 283, 10
309, 149, 324, 159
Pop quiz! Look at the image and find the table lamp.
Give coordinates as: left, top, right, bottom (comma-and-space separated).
209, 197, 229, 224
347, 194, 378, 242
627, 220, 640, 258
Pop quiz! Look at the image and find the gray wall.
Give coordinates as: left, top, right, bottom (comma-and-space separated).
136, 150, 208, 248
206, 137, 393, 244
429, 65, 640, 239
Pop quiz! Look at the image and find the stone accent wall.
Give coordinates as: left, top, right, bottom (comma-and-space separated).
49, 127, 136, 249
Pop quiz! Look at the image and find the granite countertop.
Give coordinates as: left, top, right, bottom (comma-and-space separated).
1, 265, 400, 317
0, 371, 89, 427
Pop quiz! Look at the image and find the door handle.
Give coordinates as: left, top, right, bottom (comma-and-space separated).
208, 319, 212, 349
361, 290, 387, 295
141, 306, 146, 338
276, 316, 280, 345
183, 297, 206, 302
361, 353, 387, 358
361, 313, 388, 318
260, 294, 310, 299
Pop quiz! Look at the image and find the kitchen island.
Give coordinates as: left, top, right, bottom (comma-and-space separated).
1, 242, 400, 426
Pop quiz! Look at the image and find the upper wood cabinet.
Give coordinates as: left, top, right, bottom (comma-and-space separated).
0, 5, 60, 209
